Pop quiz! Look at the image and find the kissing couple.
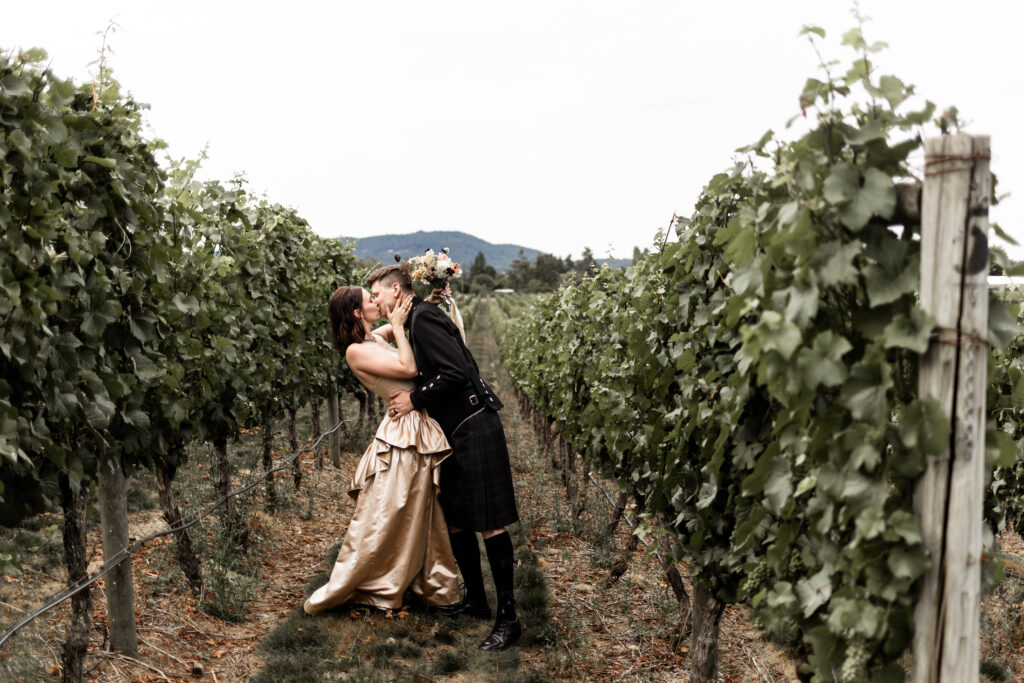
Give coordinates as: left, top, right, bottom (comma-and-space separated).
303, 263, 522, 651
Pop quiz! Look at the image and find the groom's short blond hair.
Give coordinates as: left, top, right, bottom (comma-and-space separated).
366, 264, 413, 292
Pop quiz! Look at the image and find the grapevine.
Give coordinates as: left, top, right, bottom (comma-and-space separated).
496, 22, 1021, 681
0, 45, 360, 677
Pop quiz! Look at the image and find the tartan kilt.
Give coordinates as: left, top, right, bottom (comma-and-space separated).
438, 409, 519, 531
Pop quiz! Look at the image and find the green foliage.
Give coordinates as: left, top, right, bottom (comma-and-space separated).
159, 165, 357, 450
495, 25, 1021, 681
197, 517, 259, 621
0, 521, 61, 576
158, 167, 263, 451
1, 46, 358, 534
1, 46, 171, 518
505, 250, 577, 293
988, 288, 1024, 541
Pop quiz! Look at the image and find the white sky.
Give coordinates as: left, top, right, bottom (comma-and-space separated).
3, 1, 1021, 261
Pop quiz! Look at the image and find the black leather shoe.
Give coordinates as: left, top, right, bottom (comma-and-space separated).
478, 618, 522, 650
402, 588, 422, 610
435, 599, 491, 619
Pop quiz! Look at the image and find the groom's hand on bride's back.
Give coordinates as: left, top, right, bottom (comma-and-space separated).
388, 390, 414, 417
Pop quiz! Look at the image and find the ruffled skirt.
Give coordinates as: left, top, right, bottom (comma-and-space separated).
303, 411, 458, 614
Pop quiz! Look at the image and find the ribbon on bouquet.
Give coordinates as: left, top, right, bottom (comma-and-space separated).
443, 295, 466, 342
428, 286, 465, 342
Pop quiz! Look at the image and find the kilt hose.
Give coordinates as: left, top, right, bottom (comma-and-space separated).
438, 408, 519, 532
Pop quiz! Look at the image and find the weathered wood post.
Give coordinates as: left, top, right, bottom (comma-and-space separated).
288, 407, 301, 490
97, 456, 138, 656
310, 396, 324, 469
261, 418, 277, 508
913, 133, 990, 683
327, 380, 342, 468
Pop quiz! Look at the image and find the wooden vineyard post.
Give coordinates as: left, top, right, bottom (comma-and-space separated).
327, 380, 342, 468
97, 457, 138, 656
913, 133, 990, 683
310, 397, 324, 469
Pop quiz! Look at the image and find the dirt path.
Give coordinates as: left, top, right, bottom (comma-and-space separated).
252, 305, 801, 681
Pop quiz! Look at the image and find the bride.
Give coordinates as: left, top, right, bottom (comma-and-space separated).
303, 285, 459, 614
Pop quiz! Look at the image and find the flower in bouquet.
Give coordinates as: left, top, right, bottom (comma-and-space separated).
402, 247, 463, 289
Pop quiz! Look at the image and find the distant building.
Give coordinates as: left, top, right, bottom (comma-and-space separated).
493, 288, 515, 294
989, 276, 1019, 291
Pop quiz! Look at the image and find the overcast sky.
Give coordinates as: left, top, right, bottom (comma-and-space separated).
3, 1, 1020, 261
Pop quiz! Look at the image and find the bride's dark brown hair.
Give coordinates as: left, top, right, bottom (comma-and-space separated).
329, 286, 368, 350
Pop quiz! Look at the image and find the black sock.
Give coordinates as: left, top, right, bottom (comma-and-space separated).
449, 531, 488, 607
484, 532, 517, 621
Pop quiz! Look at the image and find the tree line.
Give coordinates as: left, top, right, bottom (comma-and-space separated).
458, 246, 648, 294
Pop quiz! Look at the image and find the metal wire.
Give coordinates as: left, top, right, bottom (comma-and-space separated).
0, 416, 371, 650
923, 152, 990, 177
932, 326, 990, 348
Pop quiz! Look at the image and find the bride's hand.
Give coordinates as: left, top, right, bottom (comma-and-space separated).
387, 294, 413, 327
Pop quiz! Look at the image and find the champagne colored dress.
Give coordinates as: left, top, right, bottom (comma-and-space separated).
304, 339, 459, 614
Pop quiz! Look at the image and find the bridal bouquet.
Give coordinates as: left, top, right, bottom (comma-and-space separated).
399, 248, 463, 288
395, 248, 466, 340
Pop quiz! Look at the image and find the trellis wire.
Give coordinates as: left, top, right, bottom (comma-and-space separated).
0, 415, 371, 650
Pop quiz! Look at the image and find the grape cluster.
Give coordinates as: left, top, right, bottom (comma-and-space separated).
788, 551, 804, 575
840, 637, 869, 682
741, 560, 769, 596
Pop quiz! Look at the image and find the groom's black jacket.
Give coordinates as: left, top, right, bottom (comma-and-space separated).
406, 297, 502, 435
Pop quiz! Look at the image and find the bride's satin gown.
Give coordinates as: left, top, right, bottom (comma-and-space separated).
304, 343, 459, 614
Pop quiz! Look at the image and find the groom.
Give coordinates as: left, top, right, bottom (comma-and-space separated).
367, 264, 522, 651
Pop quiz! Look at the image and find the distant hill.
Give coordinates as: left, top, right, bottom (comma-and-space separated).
340, 231, 542, 273
340, 230, 632, 272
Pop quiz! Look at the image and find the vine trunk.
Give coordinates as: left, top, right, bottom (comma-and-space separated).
155, 459, 203, 596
